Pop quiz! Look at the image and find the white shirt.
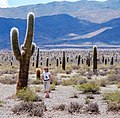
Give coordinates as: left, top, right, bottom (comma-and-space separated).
43, 72, 51, 81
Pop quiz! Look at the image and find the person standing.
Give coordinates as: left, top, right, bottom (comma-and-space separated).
42, 67, 51, 98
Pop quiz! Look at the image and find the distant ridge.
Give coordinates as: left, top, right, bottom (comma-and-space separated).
0, 14, 120, 49
0, 0, 120, 23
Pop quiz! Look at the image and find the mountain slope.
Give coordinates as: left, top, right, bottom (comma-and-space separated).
0, 14, 100, 49
0, 0, 120, 23
0, 14, 120, 49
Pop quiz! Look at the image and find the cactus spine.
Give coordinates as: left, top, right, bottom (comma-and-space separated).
93, 46, 97, 73
62, 51, 66, 70
10, 13, 36, 91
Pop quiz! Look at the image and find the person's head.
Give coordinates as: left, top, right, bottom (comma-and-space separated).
44, 67, 48, 72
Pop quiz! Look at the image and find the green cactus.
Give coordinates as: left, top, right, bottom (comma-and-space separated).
110, 57, 114, 65
62, 51, 66, 70
36, 48, 39, 68
10, 13, 36, 91
46, 58, 49, 67
86, 53, 90, 67
78, 55, 80, 66
93, 46, 97, 73
56, 58, 59, 66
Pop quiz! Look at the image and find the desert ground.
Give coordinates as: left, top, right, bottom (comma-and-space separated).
0, 49, 120, 118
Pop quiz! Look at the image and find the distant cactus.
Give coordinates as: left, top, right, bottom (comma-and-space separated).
46, 58, 49, 67
105, 59, 107, 65
36, 48, 39, 68
62, 51, 66, 70
110, 57, 114, 65
36, 68, 41, 80
78, 55, 80, 66
56, 59, 59, 66
40, 61, 42, 66
102, 54, 104, 63
10, 13, 36, 91
93, 46, 97, 73
82, 58, 84, 64
86, 53, 90, 67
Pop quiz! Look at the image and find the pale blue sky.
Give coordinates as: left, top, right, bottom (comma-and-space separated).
0, 0, 108, 8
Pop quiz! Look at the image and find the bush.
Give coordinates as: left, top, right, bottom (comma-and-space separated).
62, 77, 86, 86
31, 79, 42, 85
86, 102, 99, 113
54, 104, 66, 111
107, 103, 120, 112
16, 87, 42, 102
67, 102, 83, 114
103, 91, 120, 103
12, 101, 46, 117
34, 86, 42, 92
50, 84, 56, 91
117, 83, 120, 88
107, 72, 120, 84
0, 76, 17, 85
0, 100, 4, 107
76, 82, 100, 94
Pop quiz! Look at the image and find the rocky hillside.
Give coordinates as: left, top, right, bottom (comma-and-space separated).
0, 0, 120, 23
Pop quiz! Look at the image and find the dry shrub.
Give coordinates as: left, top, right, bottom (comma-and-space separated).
86, 102, 99, 113
67, 102, 83, 114
0, 76, 17, 85
34, 86, 42, 92
12, 101, 46, 117
62, 77, 86, 86
31, 79, 42, 85
54, 104, 66, 111
108, 103, 120, 112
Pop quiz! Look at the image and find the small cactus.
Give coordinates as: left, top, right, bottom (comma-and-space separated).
62, 51, 66, 70
36, 68, 41, 80
105, 59, 107, 65
110, 57, 114, 65
36, 48, 39, 68
93, 46, 97, 73
10, 12, 36, 91
78, 55, 80, 66
46, 58, 49, 67
56, 59, 59, 66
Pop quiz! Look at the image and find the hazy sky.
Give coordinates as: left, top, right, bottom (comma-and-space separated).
0, 0, 108, 8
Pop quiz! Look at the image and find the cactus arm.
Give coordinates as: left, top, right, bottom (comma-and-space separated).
24, 13, 34, 50
31, 43, 36, 56
10, 27, 21, 61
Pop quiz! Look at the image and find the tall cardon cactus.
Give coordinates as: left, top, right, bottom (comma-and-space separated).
62, 51, 66, 70
93, 46, 97, 73
10, 13, 36, 91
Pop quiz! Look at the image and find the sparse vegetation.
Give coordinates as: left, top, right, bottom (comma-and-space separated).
12, 101, 46, 117
86, 102, 99, 113
50, 84, 56, 91
0, 100, 4, 107
76, 81, 100, 94
103, 91, 120, 104
16, 87, 42, 102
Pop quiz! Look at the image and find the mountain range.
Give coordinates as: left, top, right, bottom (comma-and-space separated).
0, 0, 120, 23
0, 14, 120, 49
0, 0, 120, 49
